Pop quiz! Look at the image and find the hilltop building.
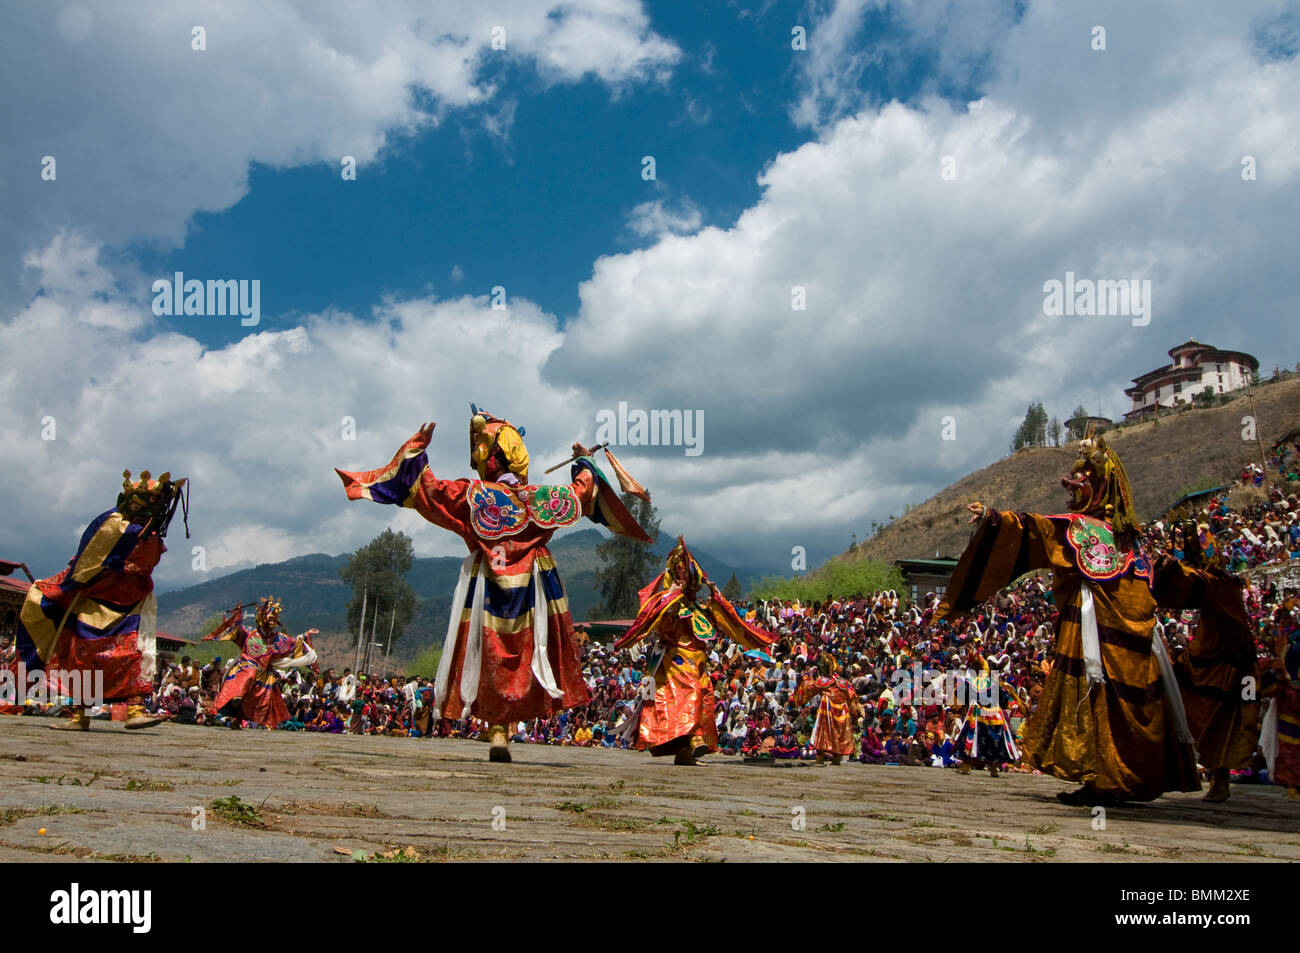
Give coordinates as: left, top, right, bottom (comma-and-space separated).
1064, 414, 1113, 439
1123, 339, 1258, 420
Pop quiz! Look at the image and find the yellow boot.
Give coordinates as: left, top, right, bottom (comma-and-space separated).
689, 733, 710, 762
125, 701, 163, 730
488, 724, 511, 763
51, 706, 90, 731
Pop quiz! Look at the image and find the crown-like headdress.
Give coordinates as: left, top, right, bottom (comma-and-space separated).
119, 469, 175, 503
117, 469, 187, 533
255, 596, 283, 631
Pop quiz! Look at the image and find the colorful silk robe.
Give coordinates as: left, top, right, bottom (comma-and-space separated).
1151, 562, 1261, 773
939, 510, 1199, 800
616, 583, 773, 755
16, 510, 162, 701
338, 429, 650, 725
209, 626, 316, 726
953, 670, 1020, 764
792, 674, 861, 756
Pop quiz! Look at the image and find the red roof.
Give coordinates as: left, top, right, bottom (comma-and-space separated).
157, 632, 202, 646
0, 576, 31, 595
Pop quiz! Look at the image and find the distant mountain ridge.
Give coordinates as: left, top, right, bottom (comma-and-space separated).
157, 528, 768, 668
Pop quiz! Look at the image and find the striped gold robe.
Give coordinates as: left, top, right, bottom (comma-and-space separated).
939, 510, 1200, 800
16, 509, 162, 702
1152, 562, 1261, 773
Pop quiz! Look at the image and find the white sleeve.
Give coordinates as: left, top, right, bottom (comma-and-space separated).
272, 643, 317, 672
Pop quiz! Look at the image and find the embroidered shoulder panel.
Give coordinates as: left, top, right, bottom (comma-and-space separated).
468, 481, 530, 539
526, 484, 582, 529
1060, 513, 1133, 581
468, 481, 583, 539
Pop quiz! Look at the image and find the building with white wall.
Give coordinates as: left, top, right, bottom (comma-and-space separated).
1123, 339, 1258, 420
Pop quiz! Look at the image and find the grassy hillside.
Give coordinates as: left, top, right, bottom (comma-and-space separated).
852, 375, 1300, 565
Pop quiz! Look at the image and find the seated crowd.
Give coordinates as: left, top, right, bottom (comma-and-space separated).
2, 488, 1297, 782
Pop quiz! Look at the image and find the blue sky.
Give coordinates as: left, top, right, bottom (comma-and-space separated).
134, 1, 978, 343
1, 0, 1297, 591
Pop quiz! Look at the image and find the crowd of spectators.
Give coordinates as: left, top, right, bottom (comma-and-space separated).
1147, 485, 1300, 571
3, 487, 1298, 782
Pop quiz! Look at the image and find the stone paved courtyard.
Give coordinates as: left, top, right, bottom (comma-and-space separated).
1, 718, 1297, 862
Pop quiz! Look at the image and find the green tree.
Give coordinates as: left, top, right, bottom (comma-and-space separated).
407, 643, 443, 680
722, 573, 742, 601
592, 494, 661, 618
339, 528, 419, 653
1066, 404, 1090, 441
751, 559, 905, 603
1011, 402, 1049, 451
1048, 416, 1062, 447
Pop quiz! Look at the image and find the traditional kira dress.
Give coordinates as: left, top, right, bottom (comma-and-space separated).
337, 426, 651, 726
940, 510, 1199, 801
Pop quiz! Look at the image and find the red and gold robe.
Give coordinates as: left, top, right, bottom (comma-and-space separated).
209, 626, 316, 726
939, 510, 1199, 800
338, 428, 650, 725
1152, 561, 1261, 773
16, 510, 162, 702
792, 674, 861, 756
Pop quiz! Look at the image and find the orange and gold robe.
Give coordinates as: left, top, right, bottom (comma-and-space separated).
338, 428, 650, 726
617, 586, 773, 756
940, 510, 1199, 800
792, 674, 860, 756
1152, 562, 1261, 773
634, 612, 719, 755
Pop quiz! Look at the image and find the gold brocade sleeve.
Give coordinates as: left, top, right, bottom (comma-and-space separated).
1153, 561, 1254, 668
1150, 558, 1207, 609
68, 513, 133, 586
791, 678, 814, 708
938, 510, 1072, 618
